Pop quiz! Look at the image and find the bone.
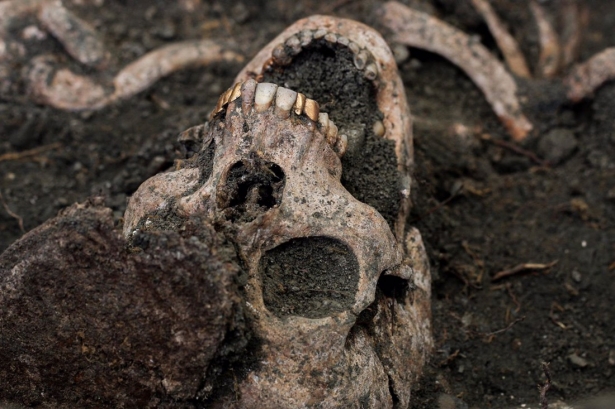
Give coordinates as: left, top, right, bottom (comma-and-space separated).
284, 35, 302, 55
529, 0, 561, 78
379, 1, 533, 141
470, 0, 531, 78
337, 36, 350, 47
299, 29, 313, 47
38, 0, 107, 68
241, 78, 258, 113
254, 82, 278, 112
313, 28, 327, 39
353, 50, 368, 69
318, 112, 330, 135
324, 33, 337, 43
275, 86, 297, 118
326, 122, 338, 146
565, 47, 615, 102
272, 43, 291, 65
113, 40, 243, 104
364, 62, 378, 80
373, 120, 385, 138
336, 133, 348, 157
234, 14, 415, 239
27, 39, 243, 111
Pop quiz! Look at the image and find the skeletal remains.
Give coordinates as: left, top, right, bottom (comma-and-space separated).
4, 0, 612, 406
123, 16, 432, 408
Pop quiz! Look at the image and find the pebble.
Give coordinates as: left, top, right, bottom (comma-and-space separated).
537, 128, 577, 165
607, 187, 615, 202
568, 353, 588, 368
438, 393, 468, 409
609, 350, 615, 366
571, 269, 582, 283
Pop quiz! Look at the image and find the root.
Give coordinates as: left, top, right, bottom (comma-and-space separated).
470, 0, 531, 78
565, 47, 615, 102
379, 1, 533, 141
529, 0, 561, 78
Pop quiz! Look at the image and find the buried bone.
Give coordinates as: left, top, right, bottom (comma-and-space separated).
124, 16, 431, 408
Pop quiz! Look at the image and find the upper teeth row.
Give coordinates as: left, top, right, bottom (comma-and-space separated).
210, 80, 348, 157
268, 29, 380, 81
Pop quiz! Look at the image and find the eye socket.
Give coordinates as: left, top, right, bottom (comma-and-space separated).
259, 236, 359, 319
217, 157, 286, 223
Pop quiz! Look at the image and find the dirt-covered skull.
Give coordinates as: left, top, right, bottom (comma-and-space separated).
124, 16, 432, 409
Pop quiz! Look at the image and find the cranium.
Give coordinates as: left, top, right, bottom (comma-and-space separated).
124, 16, 432, 408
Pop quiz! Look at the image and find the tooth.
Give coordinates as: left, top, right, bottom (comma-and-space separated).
318, 112, 330, 135
275, 87, 297, 119
293, 92, 306, 115
285, 35, 301, 56
353, 50, 369, 69
303, 98, 319, 122
348, 41, 360, 54
240, 79, 258, 113
254, 82, 278, 112
314, 28, 327, 39
299, 29, 313, 47
373, 120, 385, 137
337, 36, 350, 46
336, 133, 348, 157
364, 62, 378, 80
324, 33, 337, 43
229, 82, 242, 103
272, 43, 291, 65
326, 122, 338, 146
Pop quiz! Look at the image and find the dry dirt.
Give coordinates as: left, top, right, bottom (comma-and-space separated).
1, 0, 614, 408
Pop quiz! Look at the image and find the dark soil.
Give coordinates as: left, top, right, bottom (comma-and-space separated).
1, 0, 614, 408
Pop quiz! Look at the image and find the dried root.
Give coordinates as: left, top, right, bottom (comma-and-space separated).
379, 1, 533, 141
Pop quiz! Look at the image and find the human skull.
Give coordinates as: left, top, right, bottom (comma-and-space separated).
124, 16, 431, 408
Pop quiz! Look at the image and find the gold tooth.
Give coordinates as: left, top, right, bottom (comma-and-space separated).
303, 98, 319, 122
293, 93, 306, 116
229, 82, 242, 102
221, 87, 233, 106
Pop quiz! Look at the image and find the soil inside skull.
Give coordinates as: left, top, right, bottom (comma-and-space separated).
261, 39, 401, 231
1, 1, 615, 408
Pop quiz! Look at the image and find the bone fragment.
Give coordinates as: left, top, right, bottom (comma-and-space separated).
470, 0, 531, 78
529, 0, 561, 78
379, 1, 533, 141
38, 0, 107, 68
565, 47, 615, 102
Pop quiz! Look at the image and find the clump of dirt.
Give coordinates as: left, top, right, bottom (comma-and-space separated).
0, 200, 249, 408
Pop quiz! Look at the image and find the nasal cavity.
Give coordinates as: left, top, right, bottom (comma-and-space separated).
217, 156, 285, 223
260, 237, 359, 319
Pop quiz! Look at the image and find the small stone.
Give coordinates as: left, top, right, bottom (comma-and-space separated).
568, 353, 588, 367
438, 393, 468, 409
607, 187, 615, 202
571, 269, 582, 283
609, 350, 615, 366
537, 128, 578, 165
